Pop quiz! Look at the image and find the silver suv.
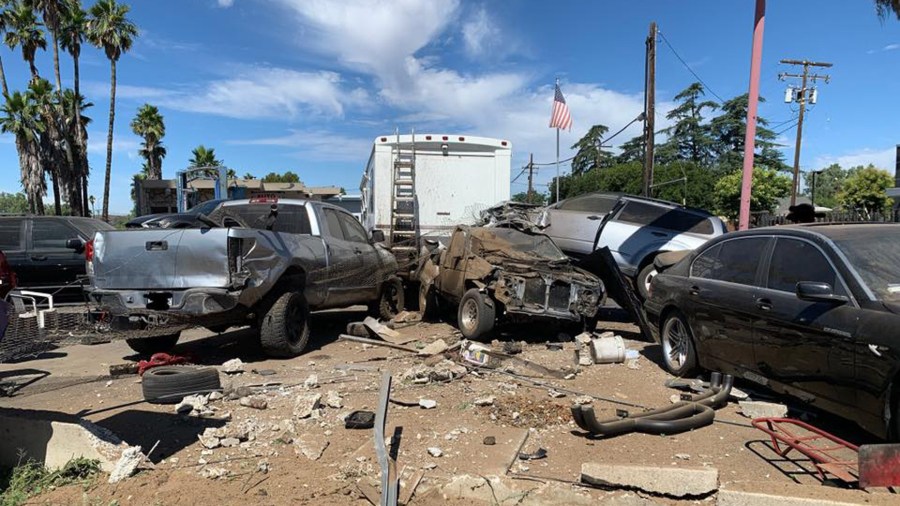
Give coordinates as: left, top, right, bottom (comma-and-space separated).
543, 194, 726, 299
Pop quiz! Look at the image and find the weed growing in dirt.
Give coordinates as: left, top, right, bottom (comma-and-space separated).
0, 453, 101, 506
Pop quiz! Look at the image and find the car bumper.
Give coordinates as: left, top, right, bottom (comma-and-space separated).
90, 288, 242, 316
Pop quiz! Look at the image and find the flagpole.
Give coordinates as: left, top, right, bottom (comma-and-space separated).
555, 127, 560, 203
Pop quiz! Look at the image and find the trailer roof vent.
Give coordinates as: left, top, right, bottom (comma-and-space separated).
425, 135, 432, 140
380, 137, 387, 142
458, 136, 465, 142
442, 136, 449, 141
501, 141, 508, 146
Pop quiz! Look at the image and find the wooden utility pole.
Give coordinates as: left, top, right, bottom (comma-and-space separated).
643, 22, 657, 197
526, 153, 535, 203
779, 59, 831, 206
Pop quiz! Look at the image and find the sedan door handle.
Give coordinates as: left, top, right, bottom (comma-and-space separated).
31, 255, 47, 261
756, 298, 773, 311
689, 285, 701, 296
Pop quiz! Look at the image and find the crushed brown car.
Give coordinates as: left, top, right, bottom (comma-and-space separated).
417, 225, 604, 339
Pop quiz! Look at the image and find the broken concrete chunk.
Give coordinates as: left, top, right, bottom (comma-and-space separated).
739, 401, 787, 419
200, 466, 229, 479
221, 358, 245, 374
418, 339, 448, 356
108, 446, 147, 484
294, 433, 329, 460
427, 447, 443, 457
575, 332, 594, 344
198, 428, 221, 449
401, 360, 467, 383
548, 390, 566, 398
239, 395, 268, 410
418, 399, 437, 409
220, 437, 241, 448
392, 310, 422, 324
581, 463, 718, 497
175, 394, 209, 415
304, 374, 319, 389
293, 393, 322, 419
324, 391, 343, 409
474, 396, 495, 406
729, 387, 750, 401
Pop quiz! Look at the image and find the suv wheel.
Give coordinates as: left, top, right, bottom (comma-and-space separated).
259, 291, 310, 357
457, 289, 495, 340
126, 332, 180, 355
660, 310, 698, 376
370, 277, 404, 321
636, 263, 658, 301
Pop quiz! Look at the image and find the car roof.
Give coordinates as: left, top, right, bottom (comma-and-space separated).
618, 194, 715, 217
721, 222, 900, 241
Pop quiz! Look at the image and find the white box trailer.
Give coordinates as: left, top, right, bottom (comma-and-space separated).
360, 134, 512, 246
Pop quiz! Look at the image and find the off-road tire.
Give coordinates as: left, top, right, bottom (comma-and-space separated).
125, 332, 181, 355
259, 291, 310, 358
636, 263, 658, 301
457, 289, 495, 340
370, 277, 404, 321
660, 310, 699, 376
142, 366, 221, 404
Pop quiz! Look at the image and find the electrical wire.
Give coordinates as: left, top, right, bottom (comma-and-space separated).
530, 113, 645, 167
658, 30, 726, 104
773, 120, 799, 136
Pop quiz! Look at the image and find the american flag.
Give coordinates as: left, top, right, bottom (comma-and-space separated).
549, 82, 573, 130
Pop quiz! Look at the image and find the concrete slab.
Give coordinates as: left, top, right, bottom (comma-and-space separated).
582, 462, 719, 497
717, 489, 864, 506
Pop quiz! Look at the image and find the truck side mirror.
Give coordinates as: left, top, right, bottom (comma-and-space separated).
65, 237, 85, 252
371, 229, 385, 243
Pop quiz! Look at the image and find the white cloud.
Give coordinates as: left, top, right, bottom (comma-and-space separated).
217, 0, 234, 7
87, 134, 141, 160
229, 130, 372, 162
885, 43, 900, 51
462, 8, 500, 58
812, 147, 896, 171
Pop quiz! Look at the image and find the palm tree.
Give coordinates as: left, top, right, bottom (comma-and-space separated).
0, 1, 12, 97
30, 0, 65, 92
60, 88, 90, 214
189, 144, 223, 167
876, 0, 900, 19
130, 104, 166, 180
60, 0, 88, 215
87, 0, 136, 222
1, 91, 45, 214
28, 77, 65, 214
4, 2, 46, 80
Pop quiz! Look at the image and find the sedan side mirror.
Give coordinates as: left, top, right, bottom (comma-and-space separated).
796, 281, 848, 304
370, 229, 385, 243
65, 237, 85, 252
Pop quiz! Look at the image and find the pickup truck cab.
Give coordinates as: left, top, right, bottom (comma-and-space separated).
89, 198, 401, 357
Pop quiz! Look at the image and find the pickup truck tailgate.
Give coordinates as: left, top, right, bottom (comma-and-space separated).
92, 229, 232, 290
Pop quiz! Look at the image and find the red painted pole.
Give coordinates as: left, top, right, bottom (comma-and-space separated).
738, 0, 766, 230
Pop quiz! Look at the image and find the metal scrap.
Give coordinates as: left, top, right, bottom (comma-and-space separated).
374, 371, 399, 506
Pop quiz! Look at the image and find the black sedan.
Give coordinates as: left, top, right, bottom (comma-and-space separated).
644, 223, 900, 439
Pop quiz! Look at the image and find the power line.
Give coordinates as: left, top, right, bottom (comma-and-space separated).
773, 120, 799, 136
529, 113, 644, 167
657, 30, 726, 104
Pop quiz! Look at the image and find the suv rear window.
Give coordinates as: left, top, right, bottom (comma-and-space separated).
0, 219, 23, 251
229, 204, 312, 235
68, 219, 114, 238
616, 201, 714, 235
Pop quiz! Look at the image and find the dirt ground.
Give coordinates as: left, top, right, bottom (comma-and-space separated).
0, 306, 896, 505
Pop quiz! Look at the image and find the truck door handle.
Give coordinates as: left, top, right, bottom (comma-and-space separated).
756, 298, 773, 311
689, 285, 701, 296
145, 241, 168, 251
31, 255, 47, 261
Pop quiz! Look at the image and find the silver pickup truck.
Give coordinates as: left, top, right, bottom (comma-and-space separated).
89, 198, 401, 357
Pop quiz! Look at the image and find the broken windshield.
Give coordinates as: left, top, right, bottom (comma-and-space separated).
470, 227, 568, 262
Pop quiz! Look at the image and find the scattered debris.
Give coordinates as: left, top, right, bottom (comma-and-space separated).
239, 395, 268, 410
108, 446, 148, 484
548, 389, 566, 398
392, 310, 422, 324
483, 436, 496, 446
200, 466, 229, 480
474, 396, 495, 407
345, 411, 375, 429
293, 393, 322, 419
220, 437, 240, 448
418, 339, 448, 356
729, 386, 750, 401
581, 463, 719, 497
294, 433, 329, 461
739, 400, 788, 419
401, 360, 467, 383
339, 334, 420, 353
175, 394, 210, 416
675, 453, 691, 461
221, 358, 245, 374
418, 399, 437, 409
303, 374, 319, 389
518, 448, 547, 461
502, 341, 523, 355
109, 363, 139, 376
324, 390, 343, 409
363, 316, 416, 345
252, 369, 276, 376
626, 359, 641, 370
589, 334, 625, 364
546, 342, 564, 351
427, 447, 443, 457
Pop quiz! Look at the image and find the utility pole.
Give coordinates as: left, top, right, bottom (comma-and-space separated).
779, 59, 832, 206
642, 21, 657, 198
526, 153, 534, 203
738, 0, 766, 231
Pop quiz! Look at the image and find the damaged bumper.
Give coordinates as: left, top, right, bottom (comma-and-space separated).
494, 273, 603, 321
90, 287, 242, 317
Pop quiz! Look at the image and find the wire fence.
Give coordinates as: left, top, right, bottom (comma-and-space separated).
753, 209, 900, 228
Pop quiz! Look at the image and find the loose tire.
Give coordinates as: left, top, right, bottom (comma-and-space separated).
259, 291, 310, 358
660, 310, 698, 376
142, 366, 221, 404
636, 263, 658, 301
370, 277, 404, 321
457, 289, 495, 340
126, 332, 180, 355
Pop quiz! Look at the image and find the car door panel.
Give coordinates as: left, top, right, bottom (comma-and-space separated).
437, 230, 468, 302
27, 219, 88, 303
0, 218, 26, 286
337, 211, 380, 302
319, 208, 366, 308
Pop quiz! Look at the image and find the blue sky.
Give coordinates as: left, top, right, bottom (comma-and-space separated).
1, 0, 898, 214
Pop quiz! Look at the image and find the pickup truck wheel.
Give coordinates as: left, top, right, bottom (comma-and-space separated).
370, 278, 404, 321
126, 332, 180, 355
458, 289, 495, 340
636, 263, 658, 301
259, 291, 310, 358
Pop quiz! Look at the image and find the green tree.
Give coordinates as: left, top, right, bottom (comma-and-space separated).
659, 82, 718, 165
570, 124, 613, 175
838, 164, 893, 217
0, 91, 45, 214
801, 163, 847, 209
713, 167, 791, 221
60, 0, 89, 215
511, 190, 547, 205
60, 87, 90, 215
29, 77, 67, 215
30, 0, 66, 93
615, 135, 644, 164
0, 191, 29, 213
87, 0, 137, 221
876, 0, 900, 19
709, 94, 785, 172
242, 172, 256, 180
130, 103, 166, 179
189, 144, 222, 167
4, 2, 46, 80
0, 1, 11, 96
261, 171, 301, 183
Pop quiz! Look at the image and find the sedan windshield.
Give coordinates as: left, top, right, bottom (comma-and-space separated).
832, 232, 900, 302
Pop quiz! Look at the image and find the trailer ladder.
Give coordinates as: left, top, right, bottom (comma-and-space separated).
389, 130, 419, 267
